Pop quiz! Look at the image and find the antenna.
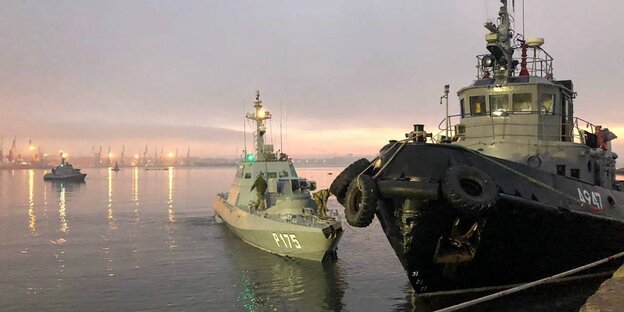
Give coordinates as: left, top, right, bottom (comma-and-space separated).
243, 99, 247, 159
522, 0, 525, 36
280, 97, 283, 153
440, 84, 451, 141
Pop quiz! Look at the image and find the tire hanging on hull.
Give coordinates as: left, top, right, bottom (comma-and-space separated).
330, 158, 371, 205
345, 174, 378, 227
441, 165, 498, 216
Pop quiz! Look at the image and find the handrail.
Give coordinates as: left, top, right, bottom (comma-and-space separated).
475, 46, 554, 80
434, 114, 599, 145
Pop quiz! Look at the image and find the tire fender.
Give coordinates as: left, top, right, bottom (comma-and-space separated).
441, 165, 498, 216
345, 174, 378, 227
330, 158, 372, 206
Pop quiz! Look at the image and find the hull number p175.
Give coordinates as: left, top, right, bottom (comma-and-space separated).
272, 233, 302, 249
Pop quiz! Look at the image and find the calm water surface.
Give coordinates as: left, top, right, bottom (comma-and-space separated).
0, 167, 416, 312
0, 167, 604, 311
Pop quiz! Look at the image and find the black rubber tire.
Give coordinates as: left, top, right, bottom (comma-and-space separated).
330, 158, 371, 206
345, 174, 378, 227
442, 165, 498, 216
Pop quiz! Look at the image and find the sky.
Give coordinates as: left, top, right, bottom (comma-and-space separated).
1, 0, 623, 159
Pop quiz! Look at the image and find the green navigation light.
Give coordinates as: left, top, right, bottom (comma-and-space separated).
246, 153, 256, 162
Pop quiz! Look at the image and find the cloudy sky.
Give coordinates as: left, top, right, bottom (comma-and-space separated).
1, 0, 623, 158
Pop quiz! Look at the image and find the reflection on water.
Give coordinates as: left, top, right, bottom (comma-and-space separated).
107, 168, 117, 231
104, 168, 116, 277
166, 167, 177, 260
222, 228, 347, 311
43, 181, 48, 216
131, 167, 142, 270
58, 183, 68, 235
54, 182, 69, 288
27, 169, 37, 235
133, 166, 140, 219
167, 167, 175, 224
1, 167, 420, 311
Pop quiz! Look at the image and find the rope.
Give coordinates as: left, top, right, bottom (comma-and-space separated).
369, 139, 410, 179
434, 250, 624, 312
421, 271, 612, 297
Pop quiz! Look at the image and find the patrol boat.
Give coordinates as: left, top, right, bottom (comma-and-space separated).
214, 91, 343, 262
332, 0, 624, 294
43, 153, 86, 182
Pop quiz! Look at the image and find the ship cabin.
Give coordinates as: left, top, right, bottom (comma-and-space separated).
225, 144, 317, 215
451, 45, 618, 189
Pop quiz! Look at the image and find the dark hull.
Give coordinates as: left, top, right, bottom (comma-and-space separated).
43, 173, 87, 182
361, 143, 624, 294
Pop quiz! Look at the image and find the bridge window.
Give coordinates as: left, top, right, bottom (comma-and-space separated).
460, 98, 466, 117
540, 94, 555, 115
268, 172, 277, 179
512, 93, 533, 113
490, 94, 510, 114
469, 96, 487, 116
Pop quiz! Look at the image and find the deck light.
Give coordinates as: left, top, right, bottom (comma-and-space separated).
482, 55, 495, 67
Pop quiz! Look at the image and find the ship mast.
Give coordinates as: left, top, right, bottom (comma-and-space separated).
246, 91, 271, 161
484, 0, 514, 79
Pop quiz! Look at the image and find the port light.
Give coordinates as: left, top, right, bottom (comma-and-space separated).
482, 55, 495, 68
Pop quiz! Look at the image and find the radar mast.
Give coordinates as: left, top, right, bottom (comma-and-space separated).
246, 91, 271, 161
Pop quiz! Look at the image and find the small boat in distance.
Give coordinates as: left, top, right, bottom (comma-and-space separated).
214, 91, 343, 261
112, 161, 120, 172
43, 153, 86, 182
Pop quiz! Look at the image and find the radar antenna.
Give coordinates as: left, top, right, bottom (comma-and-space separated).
246, 91, 272, 161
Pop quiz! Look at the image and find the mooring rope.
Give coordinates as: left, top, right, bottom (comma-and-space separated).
434, 250, 624, 312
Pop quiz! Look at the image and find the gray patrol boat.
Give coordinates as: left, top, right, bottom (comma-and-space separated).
214, 91, 343, 261
43, 153, 86, 182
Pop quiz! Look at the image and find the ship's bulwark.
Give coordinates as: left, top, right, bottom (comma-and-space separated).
369, 143, 624, 293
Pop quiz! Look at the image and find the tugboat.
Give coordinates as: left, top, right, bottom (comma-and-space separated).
214, 91, 343, 262
332, 0, 624, 294
43, 153, 86, 182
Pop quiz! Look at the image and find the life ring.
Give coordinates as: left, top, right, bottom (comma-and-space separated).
345, 174, 378, 227
442, 165, 498, 216
330, 158, 371, 206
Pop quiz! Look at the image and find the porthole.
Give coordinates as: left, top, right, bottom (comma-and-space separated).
527, 156, 541, 168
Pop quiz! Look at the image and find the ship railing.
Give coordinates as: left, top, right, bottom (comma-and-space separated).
433, 115, 459, 142
475, 46, 554, 80
438, 113, 598, 145
572, 117, 599, 144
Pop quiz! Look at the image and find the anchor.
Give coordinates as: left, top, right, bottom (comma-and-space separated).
433, 218, 481, 264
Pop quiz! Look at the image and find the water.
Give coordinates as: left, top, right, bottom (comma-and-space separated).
0, 167, 606, 311
0, 167, 414, 312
